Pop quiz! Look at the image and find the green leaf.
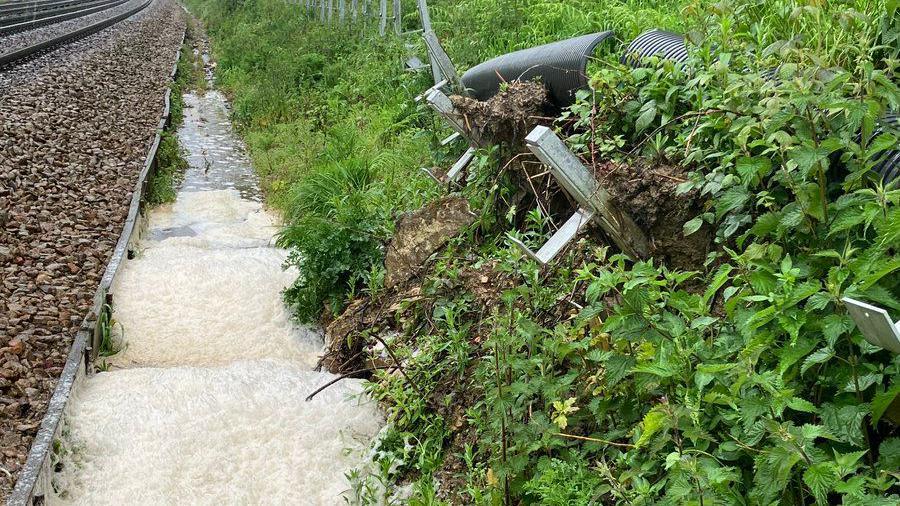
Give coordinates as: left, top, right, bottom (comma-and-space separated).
803, 462, 839, 505
801, 347, 834, 374
751, 212, 780, 237
635, 100, 657, 132
778, 336, 817, 374
806, 292, 832, 311
871, 384, 900, 424
780, 202, 804, 229
636, 407, 668, 448
604, 353, 635, 388
877, 438, 900, 470
828, 207, 868, 237
821, 404, 867, 447
833, 449, 867, 476
703, 264, 732, 308
715, 186, 751, 219
822, 314, 853, 346
787, 397, 817, 413
683, 215, 704, 236
736, 156, 773, 185
790, 144, 830, 175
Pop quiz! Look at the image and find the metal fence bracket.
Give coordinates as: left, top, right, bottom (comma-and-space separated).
842, 297, 900, 354
415, 78, 448, 102
509, 208, 595, 264
523, 125, 650, 261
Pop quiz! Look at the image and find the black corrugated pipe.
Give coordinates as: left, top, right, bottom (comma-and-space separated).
872, 113, 899, 183
620, 29, 688, 67
460, 31, 615, 107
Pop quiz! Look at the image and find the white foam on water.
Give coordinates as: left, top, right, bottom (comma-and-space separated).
108, 242, 320, 368
52, 361, 380, 505
49, 86, 380, 504
105, 189, 319, 368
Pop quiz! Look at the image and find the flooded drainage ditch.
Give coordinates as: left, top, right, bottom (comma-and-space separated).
43, 55, 381, 504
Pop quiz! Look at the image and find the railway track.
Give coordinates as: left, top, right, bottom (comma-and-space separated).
0, 0, 129, 36
0, 0, 150, 67
0, 0, 92, 16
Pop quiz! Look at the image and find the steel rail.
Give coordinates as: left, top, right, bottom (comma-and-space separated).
0, 0, 129, 36
0, 0, 92, 15
0, 0, 150, 66
0, 0, 117, 24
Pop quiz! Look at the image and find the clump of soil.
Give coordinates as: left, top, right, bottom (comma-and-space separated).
598, 160, 713, 269
320, 254, 517, 375
385, 196, 475, 288
450, 81, 551, 147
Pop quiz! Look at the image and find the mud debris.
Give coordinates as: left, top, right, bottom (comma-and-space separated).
384, 196, 476, 288
450, 81, 551, 147
597, 160, 713, 268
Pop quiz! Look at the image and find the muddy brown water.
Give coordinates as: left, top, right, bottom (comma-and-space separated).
46, 83, 381, 504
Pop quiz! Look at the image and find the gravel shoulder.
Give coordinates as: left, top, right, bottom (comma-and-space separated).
0, 0, 186, 498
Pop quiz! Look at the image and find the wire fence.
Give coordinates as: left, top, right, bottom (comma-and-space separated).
293, 0, 413, 37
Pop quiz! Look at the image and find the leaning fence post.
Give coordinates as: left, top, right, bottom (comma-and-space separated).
393, 0, 401, 35
523, 126, 650, 260
416, 0, 432, 32
422, 31, 462, 90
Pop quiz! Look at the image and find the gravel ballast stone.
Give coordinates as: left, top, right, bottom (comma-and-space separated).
0, 0, 186, 498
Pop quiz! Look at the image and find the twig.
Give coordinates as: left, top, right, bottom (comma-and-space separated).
371, 333, 427, 401
651, 170, 687, 183
521, 164, 557, 232
627, 108, 726, 157
305, 367, 384, 402
554, 432, 635, 448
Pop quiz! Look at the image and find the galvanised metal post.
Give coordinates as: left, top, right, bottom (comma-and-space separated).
379, 0, 387, 36
416, 0, 431, 33
393, 0, 401, 35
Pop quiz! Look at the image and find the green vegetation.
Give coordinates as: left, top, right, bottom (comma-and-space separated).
183, 0, 438, 318
185, 0, 898, 504
147, 131, 188, 205
147, 27, 205, 205
95, 303, 123, 358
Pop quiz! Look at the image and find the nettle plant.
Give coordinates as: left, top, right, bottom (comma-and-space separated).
520, 8, 900, 506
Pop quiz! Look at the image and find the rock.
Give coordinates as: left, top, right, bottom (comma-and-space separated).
6, 339, 25, 356
384, 196, 476, 288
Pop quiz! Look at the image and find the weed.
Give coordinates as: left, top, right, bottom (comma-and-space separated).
146, 132, 188, 206
95, 303, 124, 358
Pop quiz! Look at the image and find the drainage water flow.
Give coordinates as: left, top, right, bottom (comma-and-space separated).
49, 72, 380, 504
